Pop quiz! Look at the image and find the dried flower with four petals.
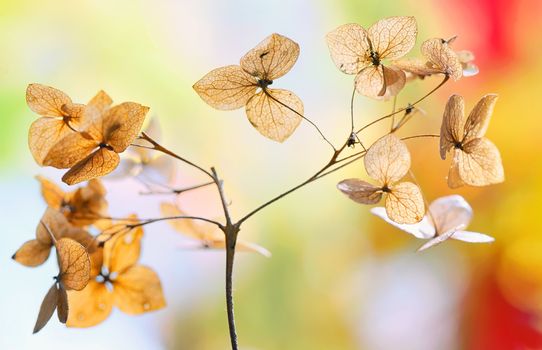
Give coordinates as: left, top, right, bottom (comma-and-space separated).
326, 16, 417, 98
42, 91, 149, 185
33, 224, 91, 333
337, 134, 425, 224
37, 176, 108, 227
67, 221, 165, 327
161, 203, 271, 257
193, 33, 303, 142
440, 94, 504, 188
27, 84, 92, 165
393, 37, 467, 81
371, 195, 494, 251
12, 207, 94, 267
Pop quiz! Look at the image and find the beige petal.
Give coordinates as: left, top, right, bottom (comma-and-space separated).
33, 283, 59, 333
326, 23, 371, 74
113, 265, 166, 315
367, 16, 417, 60
463, 94, 498, 143
99, 102, 150, 153
62, 148, 120, 185
375, 65, 406, 100
12, 240, 51, 267
42, 131, 99, 169
364, 134, 411, 185
87, 90, 113, 114
193, 65, 258, 110
421, 38, 462, 80
105, 224, 144, 274
385, 182, 425, 224
427, 195, 472, 234
67, 281, 114, 328
337, 179, 382, 204
392, 58, 441, 78
28, 118, 73, 165
26, 84, 72, 117
456, 137, 504, 187
56, 238, 91, 291
240, 33, 300, 80
447, 155, 464, 189
245, 88, 303, 142
36, 175, 65, 209
354, 65, 386, 98
440, 94, 465, 159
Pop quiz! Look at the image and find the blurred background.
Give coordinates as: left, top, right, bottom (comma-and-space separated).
1, 0, 542, 349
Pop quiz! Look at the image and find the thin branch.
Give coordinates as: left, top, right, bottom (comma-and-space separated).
212, 167, 233, 226
355, 75, 449, 135
401, 134, 440, 141
128, 215, 223, 230
140, 181, 214, 195
139, 132, 214, 179
264, 90, 336, 151
350, 86, 356, 133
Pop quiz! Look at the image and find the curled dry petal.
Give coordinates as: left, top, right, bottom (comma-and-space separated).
193, 65, 258, 110
364, 134, 411, 185
33, 284, 60, 334
463, 94, 498, 144
245, 89, 303, 142
240, 33, 300, 80
337, 179, 382, 204
421, 38, 463, 80
440, 94, 465, 159
385, 181, 425, 224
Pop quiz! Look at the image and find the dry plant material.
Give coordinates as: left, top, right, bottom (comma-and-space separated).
110, 117, 174, 183
67, 221, 165, 327
41, 90, 149, 185
37, 176, 108, 227
27, 84, 88, 165
193, 33, 303, 142
371, 195, 494, 251
440, 94, 504, 188
337, 134, 425, 224
393, 37, 468, 81
34, 232, 91, 333
161, 203, 271, 257
12, 208, 93, 267
326, 16, 417, 98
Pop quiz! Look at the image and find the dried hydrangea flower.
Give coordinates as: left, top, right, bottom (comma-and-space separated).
371, 195, 494, 251
193, 33, 303, 142
326, 16, 417, 98
440, 94, 504, 188
337, 134, 425, 224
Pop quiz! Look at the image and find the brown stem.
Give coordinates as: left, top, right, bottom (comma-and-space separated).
139, 181, 214, 195
225, 225, 239, 350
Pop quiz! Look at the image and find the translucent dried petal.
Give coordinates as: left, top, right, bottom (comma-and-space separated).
392, 58, 441, 79
337, 179, 382, 204
42, 131, 99, 169
427, 195, 472, 233
456, 137, 504, 187
376, 65, 406, 99
417, 227, 459, 252
245, 89, 303, 142
450, 230, 494, 243
370, 207, 435, 239
447, 155, 464, 189
440, 94, 465, 159
354, 65, 385, 98
463, 94, 498, 143
367, 16, 417, 60
56, 238, 91, 291
326, 23, 371, 74
62, 148, 120, 185
28, 118, 73, 165
33, 283, 59, 333
240, 33, 300, 80
421, 38, 462, 80
193, 65, 258, 110
385, 182, 425, 224
66, 281, 113, 328
87, 90, 113, 114
101, 102, 150, 153
113, 265, 166, 315
364, 134, 411, 185
26, 84, 72, 117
